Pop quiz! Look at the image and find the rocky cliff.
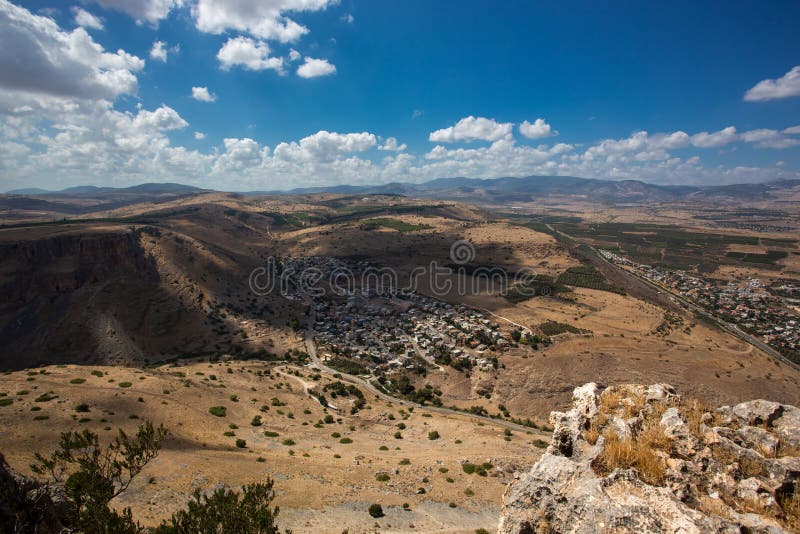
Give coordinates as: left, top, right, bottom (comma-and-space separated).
499, 383, 800, 533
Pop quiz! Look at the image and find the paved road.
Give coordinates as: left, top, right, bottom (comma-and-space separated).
301, 298, 550, 436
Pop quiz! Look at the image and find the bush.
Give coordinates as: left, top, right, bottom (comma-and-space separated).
399, 458, 411, 465
31, 421, 166, 533
394, 431, 402, 439
154, 481, 281, 533
251, 415, 262, 426
235, 439, 246, 449
339, 437, 353, 444
368, 504, 384, 518
375, 473, 390, 482
0, 398, 13, 407
70, 378, 86, 384
34, 393, 56, 403
223, 431, 235, 437
428, 430, 440, 440
263, 431, 279, 437
209, 406, 227, 417
118, 382, 132, 388
462, 463, 477, 474
281, 439, 295, 446
91, 370, 104, 377
75, 403, 90, 413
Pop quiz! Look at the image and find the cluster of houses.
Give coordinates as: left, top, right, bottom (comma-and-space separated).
279, 256, 515, 373
313, 290, 511, 372
599, 249, 800, 360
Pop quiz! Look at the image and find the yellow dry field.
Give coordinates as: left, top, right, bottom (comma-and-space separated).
0, 361, 542, 533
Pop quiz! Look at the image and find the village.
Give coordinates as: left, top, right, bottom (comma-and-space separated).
599, 249, 800, 361
280, 256, 517, 374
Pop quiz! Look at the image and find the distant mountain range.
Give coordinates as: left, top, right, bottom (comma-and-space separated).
254, 176, 800, 204
5, 177, 800, 205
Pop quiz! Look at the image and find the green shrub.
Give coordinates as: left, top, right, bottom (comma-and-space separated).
368, 504, 384, 518
399, 458, 411, 465
91, 370, 104, 377
34, 393, 56, 402
375, 473, 390, 482
0, 398, 13, 407
33, 415, 49, 421
281, 439, 295, 446
223, 431, 235, 437
209, 406, 227, 417
118, 382, 132, 388
339, 437, 353, 444
251, 415, 263, 426
428, 430, 440, 440
75, 403, 90, 413
70, 378, 86, 384
235, 439, 246, 449
462, 463, 477, 474
264, 431, 279, 437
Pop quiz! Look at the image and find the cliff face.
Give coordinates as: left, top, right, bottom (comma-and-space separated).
499, 383, 800, 533
0, 230, 162, 368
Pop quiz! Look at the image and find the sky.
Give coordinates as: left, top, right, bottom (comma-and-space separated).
1, 0, 800, 192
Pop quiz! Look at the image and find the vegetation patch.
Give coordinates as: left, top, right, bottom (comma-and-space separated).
359, 217, 432, 232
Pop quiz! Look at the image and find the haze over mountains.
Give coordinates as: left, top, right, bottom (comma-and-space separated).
6, 175, 800, 207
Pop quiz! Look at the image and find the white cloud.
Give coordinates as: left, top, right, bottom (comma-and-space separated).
296, 57, 336, 78
131, 104, 188, 131
783, 125, 800, 135
288, 48, 301, 61
273, 131, 376, 163
379, 137, 407, 152
191, 86, 216, 102
193, 0, 337, 43
89, 0, 180, 25
217, 37, 284, 72
689, 126, 737, 148
0, 0, 143, 101
341, 13, 354, 24
744, 66, 800, 102
519, 118, 557, 139
740, 129, 800, 149
429, 116, 513, 143
150, 40, 168, 62
194, 131, 206, 140
72, 7, 103, 30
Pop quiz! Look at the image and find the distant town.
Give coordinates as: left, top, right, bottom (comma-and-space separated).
599, 249, 800, 362
282, 257, 529, 375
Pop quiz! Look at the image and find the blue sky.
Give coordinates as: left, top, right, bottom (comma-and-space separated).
1, 0, 800, 191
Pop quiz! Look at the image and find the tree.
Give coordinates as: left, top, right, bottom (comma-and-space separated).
30, 421, 167, 533
368, 503, 384, 518
154, 482, 282, 533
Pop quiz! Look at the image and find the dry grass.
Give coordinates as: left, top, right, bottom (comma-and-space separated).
593, 424, 668, 486
779, 488, 800, 531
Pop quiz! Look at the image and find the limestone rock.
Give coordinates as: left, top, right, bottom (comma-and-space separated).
499, 384, 800, 534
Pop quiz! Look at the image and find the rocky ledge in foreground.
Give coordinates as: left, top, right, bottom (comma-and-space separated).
499, 383, 800, 533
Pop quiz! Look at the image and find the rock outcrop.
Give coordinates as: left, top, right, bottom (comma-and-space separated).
499, 383, 800, 533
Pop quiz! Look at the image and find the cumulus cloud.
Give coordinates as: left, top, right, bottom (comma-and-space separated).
744, 66, 800, 102
740, 129, 800, 149
379, 137, 407, 152
783, 125, 800, 135
296, 57, 336, 78
288, 48, 301, 61
149, 40, 168, 62
191, 86, 216, 102
89, 0, 180, 25
193, 0, 337, 43
689, 126, 737, 148
131, 104, 188, 131
194, 131, 206, 140
341, 13, 354, 24
519, 118, 557, 139
0, 0, 143, 100
429, 116, 513, 143
72, 7, 103, 30
217, 36, 284, 72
